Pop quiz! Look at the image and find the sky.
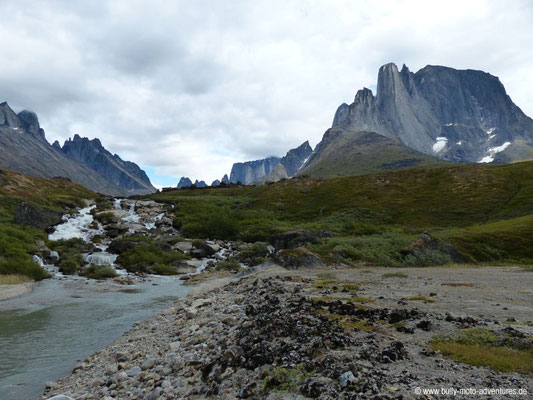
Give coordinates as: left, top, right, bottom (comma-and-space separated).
0, 0, 532, 187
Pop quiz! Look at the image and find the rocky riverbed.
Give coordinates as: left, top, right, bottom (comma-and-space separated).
43, 265, 533, 399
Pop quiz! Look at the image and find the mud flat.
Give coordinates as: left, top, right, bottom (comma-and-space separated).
44, 265, 533, 399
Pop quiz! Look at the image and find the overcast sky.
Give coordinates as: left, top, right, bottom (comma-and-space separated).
1, 0, 532, 187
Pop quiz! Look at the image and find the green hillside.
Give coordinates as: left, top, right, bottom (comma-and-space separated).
151, 161, 533, 266
299, 128, 449, 178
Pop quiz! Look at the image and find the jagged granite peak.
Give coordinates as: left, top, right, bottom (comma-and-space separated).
52, 140, 61, 150
331, 63, 533, 163
211, 179, 221, 187
229, 156, 281, 185
280, 141, 313, 177
332, 103, 350, 127
177, 177, 193, 189
194, 179, 208, 188
221, 174, 229, 184
60, 134, 155, 194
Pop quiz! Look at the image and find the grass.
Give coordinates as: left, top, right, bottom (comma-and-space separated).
431, 327, 533, 376
382, 272, 408, 278
406, 296, 436, 303
0, 274, 32, 285
441, 282, 474, 287
263, 365, 314, 393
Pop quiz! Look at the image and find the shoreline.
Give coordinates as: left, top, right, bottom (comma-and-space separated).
43, 265, 533, 399
0, 281, 35, 301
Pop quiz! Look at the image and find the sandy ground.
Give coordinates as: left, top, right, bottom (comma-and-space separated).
0, 282, 35, 301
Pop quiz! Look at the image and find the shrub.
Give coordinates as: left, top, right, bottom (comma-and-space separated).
181, 213, 240, 240
81, 265, 118, 279
59, 259, 79, 275
215, 259, 242, 272
94, 212, 117, 225
149, 263, 178, 275
117, 244, 188, 274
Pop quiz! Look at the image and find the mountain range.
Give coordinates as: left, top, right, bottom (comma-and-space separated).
177, 63, 533, 187
0, 102, 155, 196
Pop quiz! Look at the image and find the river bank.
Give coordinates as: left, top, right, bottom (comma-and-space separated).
0, 282, 34, 301
43, 265, 533, 400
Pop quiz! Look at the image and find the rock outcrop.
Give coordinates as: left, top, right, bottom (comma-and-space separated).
330, 63, 533, 164
13, 202, 62, 230
59, 135, 155, 195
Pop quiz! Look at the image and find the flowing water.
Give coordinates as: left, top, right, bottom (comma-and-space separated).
0, 200, 192, 400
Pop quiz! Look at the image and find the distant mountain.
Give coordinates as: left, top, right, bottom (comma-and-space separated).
255, 141, 313, 184
59, 135, 155, 195
177, 177, 193, 188
0, 102, 127, 196
194, 179, 208, 188
229, 156, 281, 184
331, 63, 533, 163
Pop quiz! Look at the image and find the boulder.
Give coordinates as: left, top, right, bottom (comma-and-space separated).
275, 247, 324, 269
268, 229, 317, 250
13, 202, 62, 230
401, 232, 474, 264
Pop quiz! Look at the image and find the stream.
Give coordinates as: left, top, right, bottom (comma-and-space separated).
0, 200, 193, 400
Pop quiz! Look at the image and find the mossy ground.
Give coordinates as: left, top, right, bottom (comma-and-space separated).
431, 327, 533, 376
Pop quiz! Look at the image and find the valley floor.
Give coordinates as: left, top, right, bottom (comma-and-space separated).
43, 265, 533, 400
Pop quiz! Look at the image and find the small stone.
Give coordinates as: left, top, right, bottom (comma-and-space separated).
160, 380, 171, 389
147, 387, 163, 400
339, 371, 356, 388
115, 371, 128, 382
45, 381, 57, 390
141, 358, 156, 371
47, 396, 75, 400
127, 366, 141, 377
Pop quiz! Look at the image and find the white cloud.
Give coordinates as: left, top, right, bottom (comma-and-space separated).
0, 0, 532, 185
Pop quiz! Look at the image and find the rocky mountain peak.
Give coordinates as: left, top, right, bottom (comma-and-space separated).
328, 63, 533, 164
17, 110, 46, 140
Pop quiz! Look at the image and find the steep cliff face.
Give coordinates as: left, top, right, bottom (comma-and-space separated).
254, 141, 314, 184
332, 63, 533, 163
60, 135, 155, 195
0, 102, 125, 196
229, 156, 281, 184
